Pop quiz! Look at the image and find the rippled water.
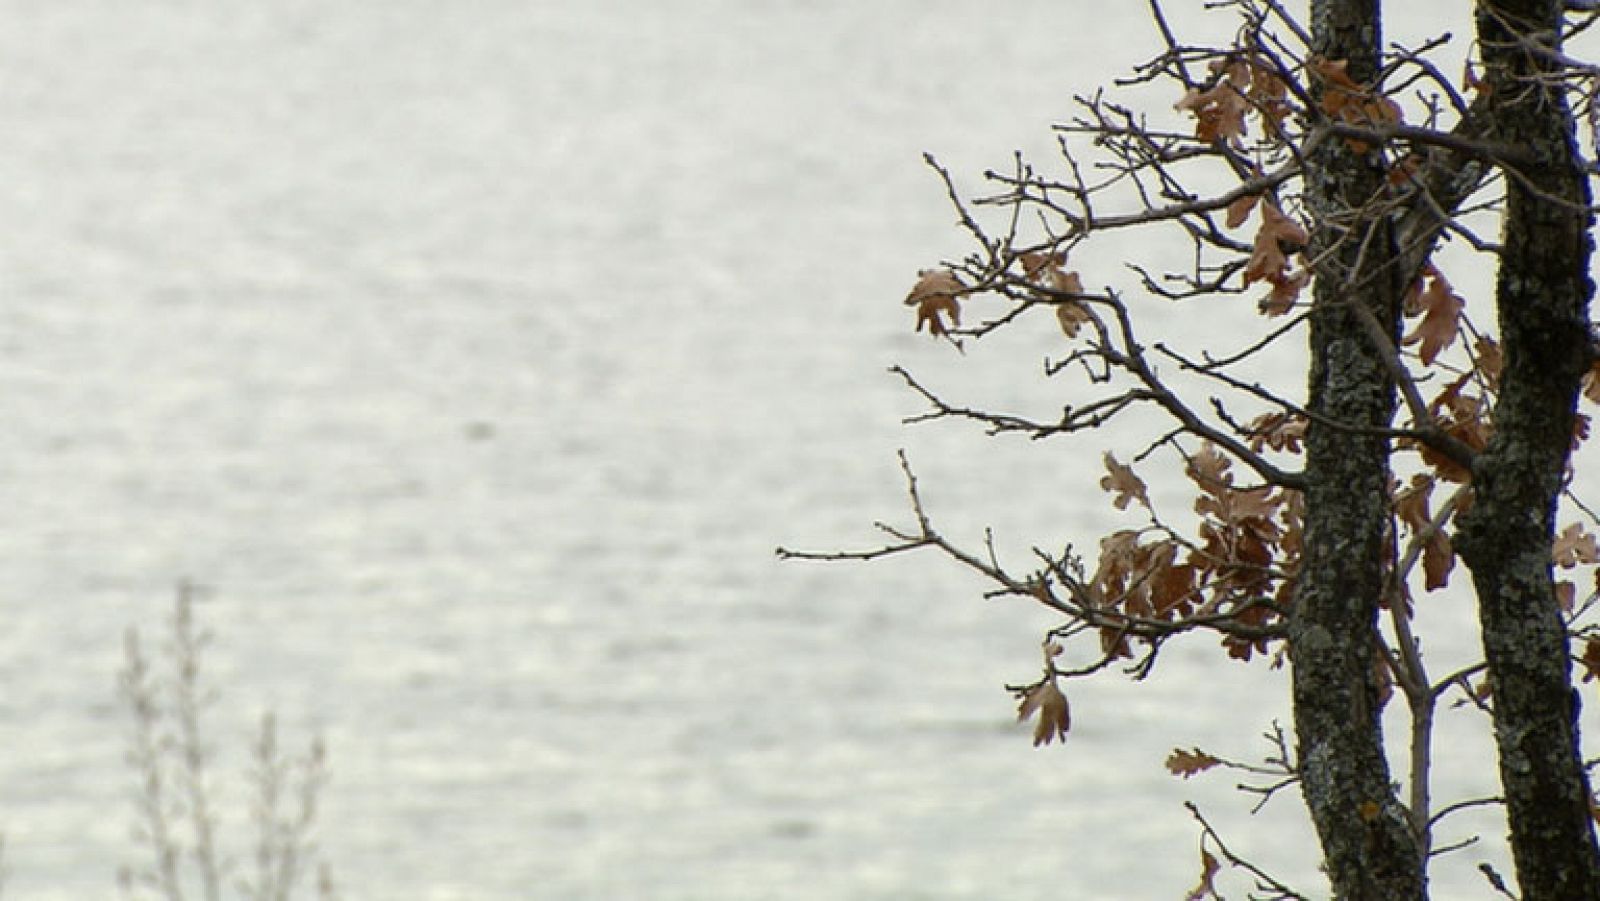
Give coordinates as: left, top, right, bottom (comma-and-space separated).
0, 2, 1554, 898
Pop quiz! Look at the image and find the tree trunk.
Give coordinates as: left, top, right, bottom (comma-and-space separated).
1289, 1, 1426, 897
1453, 1, 1600, 897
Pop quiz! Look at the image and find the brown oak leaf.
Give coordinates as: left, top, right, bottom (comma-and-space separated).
1393, 473, 1436, 535
1017, 252, 1090, 337
1422, 530, 1454, 592
1017, 680, 1071, 747
1186, 442, 1234, 497
1101, 453, 1150, 510
1244, 203, 1309, 316
1225, 193, 1260, 229
1417, 373, 1491, 482
1166, 747, 1222, 779
1246, 411, 1307, 454
1260, 267, 1309, 316
1555, 523, 1600, 568
1582, 358, 1600, 405
1475, 336, 1504, 392
1310, 57, 1403, 152
1051, 269, 1085, 296
1187, 849, 1221, 901
905, 269, 964, 337
1057, 300, 1092, 338
1051, 271, 1091, 337
1153, 562, 1199, 618
1019, 250, 1064, 282
1175, 58, 1252, 145
1559, 580, 1578, 612
1403, 266, 1465, 366
1248, 60, 1293, 137
1581, 636, 1600, 683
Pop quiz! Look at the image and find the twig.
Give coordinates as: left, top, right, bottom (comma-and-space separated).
1186, 802, 1310, 900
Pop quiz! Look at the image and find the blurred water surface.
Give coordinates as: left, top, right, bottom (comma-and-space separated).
0, 2, 1533, 898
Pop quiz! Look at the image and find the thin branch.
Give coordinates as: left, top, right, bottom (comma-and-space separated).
1429, 795, 1507, 830
1319, 121, 1536, 165
1187, 802, 1310, 900
1098, 293, 1308, 489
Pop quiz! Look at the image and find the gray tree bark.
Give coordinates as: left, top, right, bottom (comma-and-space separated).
1290, 1, 1426, 897
1453, 1, 1600, 898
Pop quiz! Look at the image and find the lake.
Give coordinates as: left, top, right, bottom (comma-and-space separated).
0, 2, 1542, 897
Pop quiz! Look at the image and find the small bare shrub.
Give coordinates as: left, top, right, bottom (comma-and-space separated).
117, 584, 336, 901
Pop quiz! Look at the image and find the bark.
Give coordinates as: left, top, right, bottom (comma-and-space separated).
1453, 1, 1600, 897
1288, 1, 1425, 897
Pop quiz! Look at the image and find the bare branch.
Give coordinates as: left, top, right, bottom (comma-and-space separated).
1186, 801, 1311, 900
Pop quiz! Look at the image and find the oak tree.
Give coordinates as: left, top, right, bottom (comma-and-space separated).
782, 0, 1600, 897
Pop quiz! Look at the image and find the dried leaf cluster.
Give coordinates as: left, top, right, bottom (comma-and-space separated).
884, 12, 1600, 770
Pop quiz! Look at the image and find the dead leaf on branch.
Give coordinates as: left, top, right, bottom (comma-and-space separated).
1260, 268, 1309, 316
1225, 193, 1309, 316
1242, 202, 1310, 315
1100, 453, 1150, 510
1246, 411, 1307, 454
1581, 637, 1600, 683
1403, 266, 1466, 366
1090, 531, 1199, 623
1415, 374, 1492, 483
1056, 300, 1093, 338
1422, 531, 1455, 593
1091, 530, 1152, 614
1243, 203, 1308, 283
1393, 473, 1455, 592
1018, 251, 1090, 338
1018, 250, 1064, 281
1099, 625, 1134, 660
1154, 562, 1200, 618
1019, 251, 1083, 295
1175, 58, 1252, 146
1188, 443, 1284, 530
1225, 193, 1260, 229
1374, 654, 1397, 709
1166, 747, 1222, 779
1017, 679, 1071, 747
1081, 441, 1296, 664
1279, 490, 1305, 557
1094, 529, 1146, 587
1582, 358, 1600, 405
1555, 523, 1600, 568
1310, 56, 1403, 152
1175, 56, 1291, 148
1562, 531, 1600, 606
1475, 336, 1504, 392
1394, 473, 1435, 533
1187, 848, 1222, 901
1051, 270, 1090, 338
1186, 441, 1235, 496
1249, 61, 1293, 137
1559, 580, 1578, 612
905, 269, 965, 337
